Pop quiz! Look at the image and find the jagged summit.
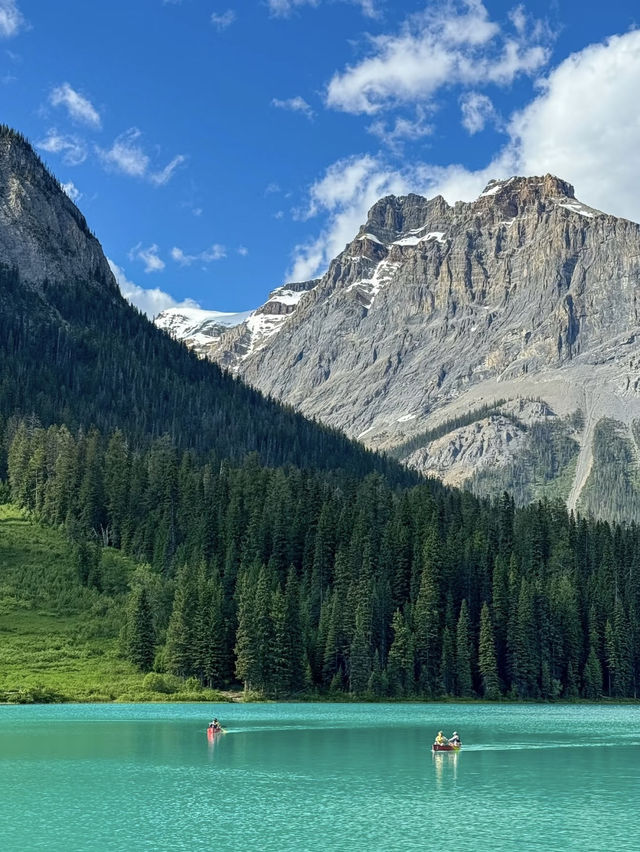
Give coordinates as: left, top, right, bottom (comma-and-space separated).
356, 175, 592, 250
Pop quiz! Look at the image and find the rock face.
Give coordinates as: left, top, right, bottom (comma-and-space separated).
0, 127, 118, 297
195, 173, 640, 521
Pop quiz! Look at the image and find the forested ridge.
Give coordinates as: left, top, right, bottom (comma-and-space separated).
0, 262, 412, 484
5, 421, 640, 700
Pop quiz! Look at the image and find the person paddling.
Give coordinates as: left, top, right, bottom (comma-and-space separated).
449, 731, 461, 746
434, 730, 448, 746
208, 718, 222, 732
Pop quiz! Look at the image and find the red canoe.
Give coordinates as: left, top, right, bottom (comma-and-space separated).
432, 743, 461, 752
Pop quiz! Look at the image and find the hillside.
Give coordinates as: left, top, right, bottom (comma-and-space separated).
0, 504, 230, 702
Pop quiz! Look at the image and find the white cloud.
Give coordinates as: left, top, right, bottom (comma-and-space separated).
109, 258, 199, 318
129, 243, 166, 273
37, 130, 87, 166
268, 0, 378, 17
326, 0, 551, 115
97, 129, 185, 185
171, 244, 226, 266
460, 92, 496, 134
61, 181, 82, 203
50, 83, 101, 128
237, 245, 249, 256
150, 154, 186, 186
0, 1, 25, 38
289, 28, 640, 282
211, 10, 235, 30
98, 128, 149, 177
271, 96, 314, 119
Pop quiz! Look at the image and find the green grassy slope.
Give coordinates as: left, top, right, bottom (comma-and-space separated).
0, 505, 228, 703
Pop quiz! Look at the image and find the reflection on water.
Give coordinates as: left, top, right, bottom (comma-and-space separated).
207, 730, 223, 758
433, 750, 459, 788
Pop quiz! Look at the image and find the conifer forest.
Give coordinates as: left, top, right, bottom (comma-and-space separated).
5, 420, 640, 701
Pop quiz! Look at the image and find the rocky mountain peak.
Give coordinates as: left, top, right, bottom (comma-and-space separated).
362, 193, 449, 244
0, 125, 117, 294
473, 174, 580, 220
479, 174, 575, 202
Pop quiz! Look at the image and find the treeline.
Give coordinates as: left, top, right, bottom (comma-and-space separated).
6, 420, 640, 701
388, 400, 510, 460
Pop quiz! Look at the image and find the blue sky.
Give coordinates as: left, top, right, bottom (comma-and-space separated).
2, 0, 640, 314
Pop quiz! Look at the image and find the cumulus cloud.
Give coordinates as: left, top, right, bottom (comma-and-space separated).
97, 128, 185, 185
289, 28, 640, 282
0, 0, 25, 38
61, 181, 82, 203
171, 244, 226, 266
50, 83, 101, 128
507, 29, 640, 223
37, 130, 87, 166
128, 243, 166, 273
271, 96, 314, 119
460, 92, 497, 134
109, 258, 199, 318
211, 10, 235, 30
326, 0, 551, 115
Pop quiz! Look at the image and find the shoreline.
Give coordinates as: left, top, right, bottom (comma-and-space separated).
2, 693, 639, 706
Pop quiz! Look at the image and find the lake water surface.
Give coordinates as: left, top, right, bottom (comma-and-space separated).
1, 703, 639, 851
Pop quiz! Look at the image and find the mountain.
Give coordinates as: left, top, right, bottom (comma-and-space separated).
169, 175, 640, 522
3, 123, 640, 705
155, 279, 318, 365
0, 125, 413, 484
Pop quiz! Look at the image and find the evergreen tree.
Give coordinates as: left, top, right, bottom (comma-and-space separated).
439, 626, 455, 696
455, 599, 473, 697
387, 609, 414, 697
124, 585, 155, 671
234, 564, 259, 691
478, 602, 500, 699
582, 645, 603, 698
414, 529, 440, 695
165, 562, 197, 677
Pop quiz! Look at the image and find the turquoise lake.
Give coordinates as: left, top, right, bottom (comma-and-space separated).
1, 703, 639, 851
